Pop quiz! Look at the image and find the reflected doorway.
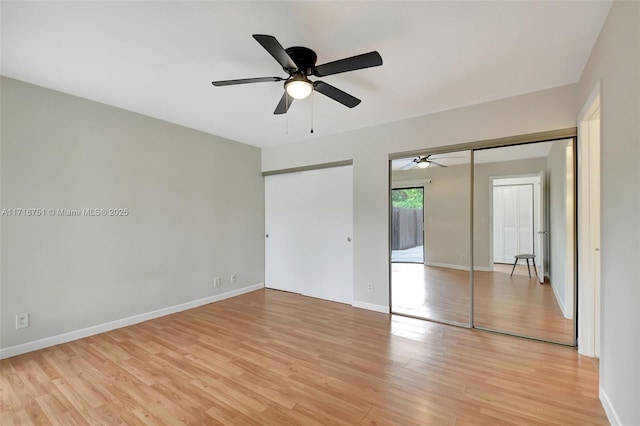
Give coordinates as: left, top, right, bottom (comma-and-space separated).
492, 180, 535, 266
391, 187, 424, 264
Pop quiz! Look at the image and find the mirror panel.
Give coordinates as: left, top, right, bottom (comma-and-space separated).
391, 150, 471, 326
472, 140, 575, 344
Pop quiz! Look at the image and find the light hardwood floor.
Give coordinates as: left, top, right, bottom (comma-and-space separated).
392, 264, 574, 344
1, 289, 606, 425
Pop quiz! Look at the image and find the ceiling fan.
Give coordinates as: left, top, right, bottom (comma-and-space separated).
211, 34, 383, 114
400, 155, 461, 170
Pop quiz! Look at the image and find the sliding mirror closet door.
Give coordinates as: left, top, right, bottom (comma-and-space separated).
391, 150, 471, 326
472, 140, 575, 344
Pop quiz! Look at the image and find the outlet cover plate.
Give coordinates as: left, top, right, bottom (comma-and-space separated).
16, 313, 29, 329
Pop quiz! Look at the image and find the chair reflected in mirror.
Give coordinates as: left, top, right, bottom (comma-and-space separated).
510, 254, 538, 279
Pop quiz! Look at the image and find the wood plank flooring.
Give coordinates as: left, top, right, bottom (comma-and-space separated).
392, 264, 573, 344
1, 289, 606, 425
474, 264, 573, 343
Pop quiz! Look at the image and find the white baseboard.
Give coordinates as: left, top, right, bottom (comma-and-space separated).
352, 300, 389, 314
425, 261, 492, 272
600, 387, 622, 426
550, 279, 571, 319
473, 266, 493, 272
0, 283, 265, 360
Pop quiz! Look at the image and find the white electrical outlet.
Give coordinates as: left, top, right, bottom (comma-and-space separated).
16, 313, 29, 329
230, 274, 237, 283
367, 283, 373, 292
214, 277, 221, 288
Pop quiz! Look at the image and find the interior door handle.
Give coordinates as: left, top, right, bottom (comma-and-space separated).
347, 237, 352, 242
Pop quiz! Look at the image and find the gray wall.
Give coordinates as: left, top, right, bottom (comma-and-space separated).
263, 84, 578, 309
0, 77, 265, 349
423, 165, 470, 269
577, 1, 640, 424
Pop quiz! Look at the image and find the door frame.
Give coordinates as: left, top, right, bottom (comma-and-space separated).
577, 82, 601, 357
489, 177, 540, 270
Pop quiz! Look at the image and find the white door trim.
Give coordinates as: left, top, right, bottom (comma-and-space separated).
577, 82, 601, 358
489, 174, 541, 273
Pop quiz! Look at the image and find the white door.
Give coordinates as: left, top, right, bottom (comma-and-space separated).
502, 187, 518, 262
536, 171, 546, 283
493, 187, 505, 262
493, 185, 534, 264
264, 172, 303, 294
265, 165, 353, 304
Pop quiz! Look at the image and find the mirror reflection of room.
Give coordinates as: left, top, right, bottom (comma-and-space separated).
391, 151, 471, 326
473, 140, 575, 344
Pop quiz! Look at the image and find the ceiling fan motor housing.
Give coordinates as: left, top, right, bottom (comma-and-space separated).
285, 46, 317, 75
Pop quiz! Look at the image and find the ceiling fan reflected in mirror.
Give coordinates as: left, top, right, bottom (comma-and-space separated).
400, 155, 464, 170
211, 34, 383, 114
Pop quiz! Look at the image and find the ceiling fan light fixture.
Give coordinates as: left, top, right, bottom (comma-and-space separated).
417, 158, 430, 168
285, 75, 313, 100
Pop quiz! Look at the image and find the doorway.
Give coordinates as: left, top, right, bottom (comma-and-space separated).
391, 187, 424, 264
490, 175, 545, 284
492, 181, 535, 265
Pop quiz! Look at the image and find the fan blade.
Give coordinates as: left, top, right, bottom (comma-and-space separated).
400, 160, 417, 170
429, 160, 446, 168
211, 76, 284, 86
273, 92, 294, 115
313, 81, 361, 108
430, 156, 464, 160
313, 51, 383, 77
253, 34, 298, 70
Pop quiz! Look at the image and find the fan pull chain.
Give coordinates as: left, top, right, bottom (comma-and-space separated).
310, 91, 314, 134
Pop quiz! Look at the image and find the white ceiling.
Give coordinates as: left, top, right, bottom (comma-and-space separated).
1, 1, 611, 148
